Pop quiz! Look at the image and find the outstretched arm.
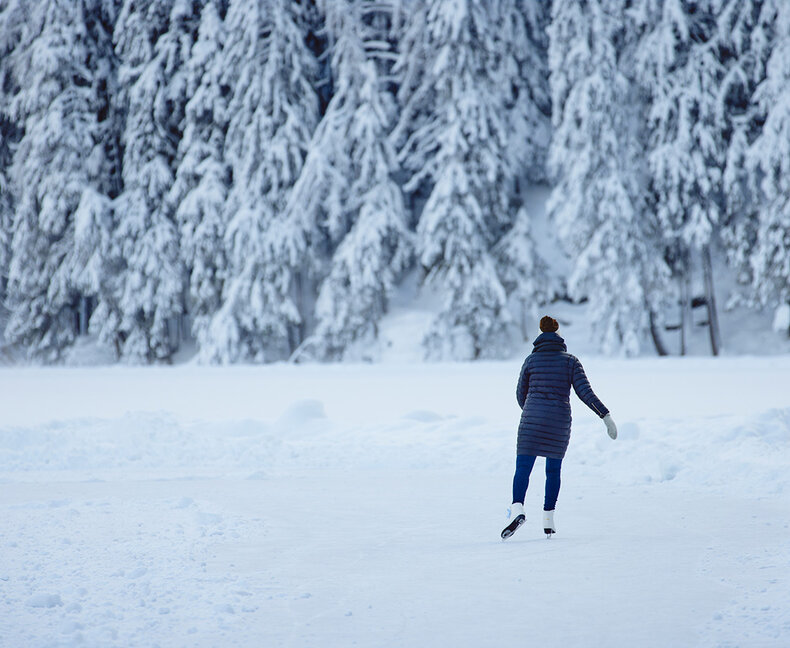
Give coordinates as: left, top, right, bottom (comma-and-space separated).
571, 359, 609, 418
516, 359, 529, 409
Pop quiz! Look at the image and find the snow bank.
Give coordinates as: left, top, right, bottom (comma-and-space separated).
570, 406, 790, 495
2, 357, 789, 487
2, 396, 789, 498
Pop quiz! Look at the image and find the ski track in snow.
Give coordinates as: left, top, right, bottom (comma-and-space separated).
0, 360, 789, 647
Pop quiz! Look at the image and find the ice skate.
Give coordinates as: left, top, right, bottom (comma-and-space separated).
543, 509, 556, 538
501, 503, 526, 540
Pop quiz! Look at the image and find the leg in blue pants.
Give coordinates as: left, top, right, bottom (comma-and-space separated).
512, 454, 563, 511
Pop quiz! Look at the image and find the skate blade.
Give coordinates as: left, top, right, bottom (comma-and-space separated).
501, 515, 525, 540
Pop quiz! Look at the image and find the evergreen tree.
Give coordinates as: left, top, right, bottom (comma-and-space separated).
71, 1, 124, 350
394, 0, 513, 360
205, 0, 319, 363
110, 0, 201, 362
635, 0, 727, 354
3, 0, 117, 360
291, 0, 411, 361
498, 2, 551, 186
0, 1, 24, 308
493, 207, 553, 342
309, 61, 412, 359
718, 0, 769, 294
549, 0, 670, 355
747, 0, 790, 333
490, 2, 552, 334
168, 0, 229, 356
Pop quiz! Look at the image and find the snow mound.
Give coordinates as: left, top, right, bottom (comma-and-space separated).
26, 593, 63, 608
571, 407, 790, 495
1, 402, 788, 496
275, 399, 326, 429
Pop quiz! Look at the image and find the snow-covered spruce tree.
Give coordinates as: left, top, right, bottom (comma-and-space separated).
393, 0, 514, 360
71, 1, 125, 354
0, 1, 25, 308
167, 0, 230, 358
307, 12, 412, 360
285, 0, 409, 362
631, 0, 691, 353
634, 0, 726, 355
2, 0, 118, 361
498, 2, 551, 186
295, 0, 412, 361
493, 207, 553, 342
389, 0, 427, 188
489, 2, 554, 342
204, 0, 319, 363
747, 0, 790, 335
110, 0, 202, 362
548, 0, 670, 356
716, 0, 770, 291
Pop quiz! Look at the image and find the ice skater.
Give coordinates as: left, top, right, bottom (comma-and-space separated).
501, 316, 617, 540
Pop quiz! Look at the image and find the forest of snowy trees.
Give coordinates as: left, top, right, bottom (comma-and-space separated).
0, 0, 789, 364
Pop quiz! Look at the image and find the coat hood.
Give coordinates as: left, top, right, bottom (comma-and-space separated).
532, 331, 567, 353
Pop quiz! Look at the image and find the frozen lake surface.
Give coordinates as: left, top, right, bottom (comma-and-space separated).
1, 358, 789, 646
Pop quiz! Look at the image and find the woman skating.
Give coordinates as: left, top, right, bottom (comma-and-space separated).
501, 316, 617, 540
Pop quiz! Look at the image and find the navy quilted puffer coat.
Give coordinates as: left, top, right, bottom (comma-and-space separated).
516, 331, 609, 459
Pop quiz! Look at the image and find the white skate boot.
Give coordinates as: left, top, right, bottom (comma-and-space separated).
501, 502, 526, 540
543, 509, 556, 538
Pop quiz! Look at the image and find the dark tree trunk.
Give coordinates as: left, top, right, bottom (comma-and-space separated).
167, 315, 181, 355
701, 245, 721, 356
290, 271, 316, 357
649, 309, 669, 356
79, 297, 89, 335
679, 267, 690, 356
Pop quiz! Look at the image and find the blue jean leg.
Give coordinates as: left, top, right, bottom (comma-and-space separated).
512, 455, 563, 511
512, 454, 536, 504
544, 457, 562, 511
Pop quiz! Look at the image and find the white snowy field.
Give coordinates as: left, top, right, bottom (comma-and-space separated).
1, 358, 789, 647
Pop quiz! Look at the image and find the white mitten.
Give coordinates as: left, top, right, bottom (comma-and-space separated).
603, 413, 617, 440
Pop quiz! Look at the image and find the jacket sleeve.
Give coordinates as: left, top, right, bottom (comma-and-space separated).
571, 358, 609, 418
516, 358, 529, 409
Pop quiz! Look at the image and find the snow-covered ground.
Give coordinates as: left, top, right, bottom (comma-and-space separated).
1, 357, 789, 647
